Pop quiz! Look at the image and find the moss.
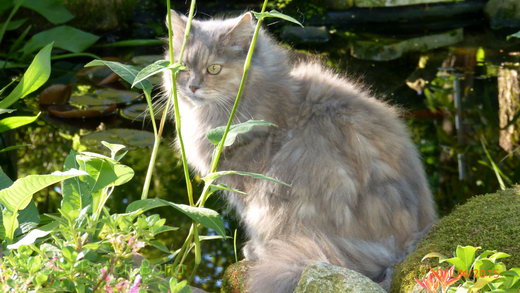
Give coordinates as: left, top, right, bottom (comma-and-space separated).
221, 261, 251, 293
392, 187, 520, 293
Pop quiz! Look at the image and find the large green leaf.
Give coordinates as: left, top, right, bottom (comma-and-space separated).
207, 120, 275, 147
85, 60, 152, 93
75, 155, 118, 193
132, 60, 184, 88
0, 167, 12, 189
61, 151, 91, 218
6, 221, 58, 250
0, 43, 53, 109
0, 144, 30, 153
0, 169, 86, 212
22, 0, 74, 24
202, 170, 290, 187
126, 198, 226, 237
23, 26, 98, 54
0, 113, 40, 133
444, 245, 480, 273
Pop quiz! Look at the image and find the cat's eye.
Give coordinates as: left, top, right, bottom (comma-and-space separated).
207, 64, 222, 75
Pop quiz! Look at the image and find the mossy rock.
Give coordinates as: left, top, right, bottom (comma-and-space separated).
392, 188, 520, 293
221, 261, 251, 293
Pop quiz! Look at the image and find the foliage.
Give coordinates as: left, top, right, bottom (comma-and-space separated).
418, 245, 520, 292
0, 143, 193, 292
391, 188, 520, 293
0, 0, 99, 67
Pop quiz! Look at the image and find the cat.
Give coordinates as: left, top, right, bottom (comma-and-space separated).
163, 11, 436, 293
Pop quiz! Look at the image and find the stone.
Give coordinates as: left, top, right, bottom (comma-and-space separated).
391, 188, 520, 293
294, 262, 386, 293
485, 0, 520, 28
351, 29, 463, 61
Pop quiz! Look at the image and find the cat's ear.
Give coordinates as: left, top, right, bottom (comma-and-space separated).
222, 13, 255, 50
167, 10, 187, 34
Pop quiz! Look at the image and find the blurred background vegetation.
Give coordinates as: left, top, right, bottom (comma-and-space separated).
1, 0, 519, 290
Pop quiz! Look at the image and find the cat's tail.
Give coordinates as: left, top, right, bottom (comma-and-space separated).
247, 234, 398, 293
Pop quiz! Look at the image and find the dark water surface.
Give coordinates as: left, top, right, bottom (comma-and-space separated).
4, 13, 520, 291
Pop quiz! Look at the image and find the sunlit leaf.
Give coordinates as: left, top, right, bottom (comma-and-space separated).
207, 120, 276, 147
209, 184, 246, 195
0, 43, 53, 109
0, 169, 86, 212
23, 26, 98, 54
203, 170, 290, 187
61, 151, 91, 218
507, 31, 520, 40
132, 60, 183, 88
0, 113, 40, 133
85, 60, 152, 92
101, 141, 127, 160
126, 198, 226, 237
7, 221, 58, 249
252, 10, 303, 27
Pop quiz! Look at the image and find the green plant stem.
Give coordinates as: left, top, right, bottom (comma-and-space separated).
167, 0, 195, 206
141, 89, 159, 199
0, 0, 23, 46
198, 0, 269, 208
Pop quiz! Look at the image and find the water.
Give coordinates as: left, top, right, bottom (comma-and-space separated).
3, 10, 520, 292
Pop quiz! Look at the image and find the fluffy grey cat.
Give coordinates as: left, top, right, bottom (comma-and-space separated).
163, 11, 436, 293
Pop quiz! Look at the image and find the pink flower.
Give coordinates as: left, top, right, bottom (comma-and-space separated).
129, 275, 142, 293
416, 270, 440, 293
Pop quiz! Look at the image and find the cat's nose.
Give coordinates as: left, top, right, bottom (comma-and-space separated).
189, 85, 200, 93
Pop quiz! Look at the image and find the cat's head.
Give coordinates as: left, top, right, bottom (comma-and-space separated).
166, 11, 284, 107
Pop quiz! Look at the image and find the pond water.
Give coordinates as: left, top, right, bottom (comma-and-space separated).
2, 7, 520, 291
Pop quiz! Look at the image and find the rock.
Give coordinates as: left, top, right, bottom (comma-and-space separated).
354, 0, 462, 8
351, 29, 463, 61
281, 26, 330, 45
391, 188, 520, 293
294, 262, 386, 293
485, 0, 520, 28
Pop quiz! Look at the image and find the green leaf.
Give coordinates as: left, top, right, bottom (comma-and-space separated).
76, 155, 118, 193
202, 170, 290, 187
0, 144, 30, 153
0, 167, 13, 189
126, 198, 167, 214
7, 221, 58, 249
168, 203, 226, 237
21, 0, 74, 24
2, 209, 18, 241
61, 151, 91, 218
101, 141, 126, 160
85, 60, 152, 92
489, 252, 511, 262
125, 198, 226, 237
207, 120, 276, 147
150, 240, 170, 253
0, 169, 86, 212
422, 252, 448, 262
507, 31, 520, 40
132, 60, 183, 88
23, 26, 98, 54
447, 245, 480, 273
252, 10, 303, 27
209, 184, 246, 195
97, 39, 164, 47
0, 43, 53, 109
5, 18, 27, 31
0, 113, 40, 133
0, 109, 15, 115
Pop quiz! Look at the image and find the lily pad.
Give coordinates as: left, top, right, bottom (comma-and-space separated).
69, 89, 141, 107
81, 128, 155, 149
47, 104, 117, 119
39, 84, 72, 105
120, 103, 164, 121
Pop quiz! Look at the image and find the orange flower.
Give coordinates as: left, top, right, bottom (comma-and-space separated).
416, 266, 462, 293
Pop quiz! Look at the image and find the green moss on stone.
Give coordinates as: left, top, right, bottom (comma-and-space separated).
221, 261, 251, 293
392, 188, 520, 293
